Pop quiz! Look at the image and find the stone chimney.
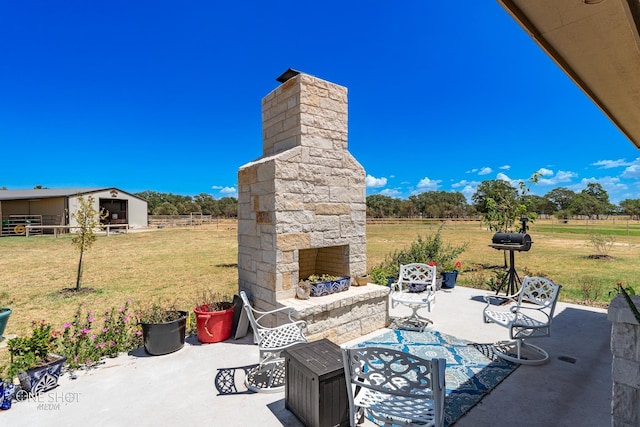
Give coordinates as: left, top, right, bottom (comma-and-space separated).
237, 70, 367, 312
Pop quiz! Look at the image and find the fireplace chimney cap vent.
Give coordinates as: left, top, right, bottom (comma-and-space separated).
276, 68, 301, 83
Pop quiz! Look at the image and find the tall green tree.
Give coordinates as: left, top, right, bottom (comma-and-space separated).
218, 197, 238, 217
569, 193, 603, 218
472, 180, 518, 216
194, 193, 220, 215
472, 174, 539, 267
71, 195, 106, 291
620, 199, 640, 219
544, 187, 576, 212
152, 202, 179, 215
581, 182, 614, 218
367, 195, 401, 217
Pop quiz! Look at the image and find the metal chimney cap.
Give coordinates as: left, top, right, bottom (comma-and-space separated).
276, 68, 301, 83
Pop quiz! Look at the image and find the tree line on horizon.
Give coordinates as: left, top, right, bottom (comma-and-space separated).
135, 191, 238, 217
366, 180, 640, 220
134, 180, 640, 220
6, 181, 640, 220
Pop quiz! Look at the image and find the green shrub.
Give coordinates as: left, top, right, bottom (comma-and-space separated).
369, 226, 468, 285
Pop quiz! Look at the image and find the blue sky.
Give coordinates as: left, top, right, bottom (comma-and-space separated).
1, 1, 638, 204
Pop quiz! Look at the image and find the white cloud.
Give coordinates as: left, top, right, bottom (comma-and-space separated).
416, 177, 441, 191
537, 167, 554, 176
592, 159, 631, 169
460, 184, 479, 203
478, 167, 492, 175
452, 179, 473, 188
496, 172, 511, 182
218, 186, 237, 196
499, 165, 510, 170
366, 174, 387, 188
622, 159, 640, 178
537, 170, 577, 186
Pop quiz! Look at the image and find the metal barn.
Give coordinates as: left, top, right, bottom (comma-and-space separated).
0, 188, 148, 236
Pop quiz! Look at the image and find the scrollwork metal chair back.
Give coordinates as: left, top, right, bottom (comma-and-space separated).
483, 276, 561, 365
239, 290, 307, 392
390, 263, 438, 331
342, 346, 445, 427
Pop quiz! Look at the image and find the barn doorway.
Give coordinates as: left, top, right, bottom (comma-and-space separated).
100, 198, 128, 225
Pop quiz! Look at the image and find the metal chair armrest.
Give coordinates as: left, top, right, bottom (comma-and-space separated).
253, 306, 299, 325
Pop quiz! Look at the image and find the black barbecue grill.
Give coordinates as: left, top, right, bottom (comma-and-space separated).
489, 233, 533, 295
489, 233, 532, 252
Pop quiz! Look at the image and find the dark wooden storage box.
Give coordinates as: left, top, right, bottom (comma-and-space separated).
283, 339, 349, 427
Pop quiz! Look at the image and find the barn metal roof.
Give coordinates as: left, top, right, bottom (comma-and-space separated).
0, 188, 144, 201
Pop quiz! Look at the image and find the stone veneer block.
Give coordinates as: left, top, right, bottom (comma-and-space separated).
609, 295, 640, 426
278, 285, 390, 345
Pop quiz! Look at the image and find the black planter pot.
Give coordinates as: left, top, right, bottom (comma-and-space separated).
140, 311, 188, 356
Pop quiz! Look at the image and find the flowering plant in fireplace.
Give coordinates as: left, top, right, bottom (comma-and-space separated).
299, 274, 340, 284
299, 274, 350, 297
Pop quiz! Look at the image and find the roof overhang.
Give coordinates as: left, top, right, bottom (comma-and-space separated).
498, 0, 640, 149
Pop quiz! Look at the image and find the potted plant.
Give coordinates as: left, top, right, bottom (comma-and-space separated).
193, 290, 235, 344
136, 303, 188, 356
2, 320, 66, 402
299, 274, 350, 297
354, 273, 371, 286
0, 308, 11, 342
439, 260, 462, 289
0, 291, 12, 341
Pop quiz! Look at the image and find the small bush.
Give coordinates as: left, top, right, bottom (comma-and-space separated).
485, 270, 507, 293
579, 276, 603, 303
369, 226, 468, 285
588, 233, 615, 257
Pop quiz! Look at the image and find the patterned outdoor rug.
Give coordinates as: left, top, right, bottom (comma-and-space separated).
354, 329, 519, 426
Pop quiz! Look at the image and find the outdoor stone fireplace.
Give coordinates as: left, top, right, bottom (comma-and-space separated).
237, 70, 389, 343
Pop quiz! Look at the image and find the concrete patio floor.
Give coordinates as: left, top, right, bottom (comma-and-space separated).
0, 285, 611, 426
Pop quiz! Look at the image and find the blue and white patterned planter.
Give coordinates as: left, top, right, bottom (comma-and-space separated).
16, 354, 66, 400
310, 276, 350, 297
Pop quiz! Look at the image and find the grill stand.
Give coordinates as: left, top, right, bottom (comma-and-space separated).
497, 249, 521, 296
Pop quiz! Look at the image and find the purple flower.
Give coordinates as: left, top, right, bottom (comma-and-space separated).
96, 342, 106, 349
109, 341, 115, 347
81, 328, 90, 335
90, 334, 96, 340
103, 327, 108, 333
88, 317, 94, 323
63, 322, 71, 329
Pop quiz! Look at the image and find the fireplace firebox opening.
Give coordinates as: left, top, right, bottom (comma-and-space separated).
298, 245, 349, 281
